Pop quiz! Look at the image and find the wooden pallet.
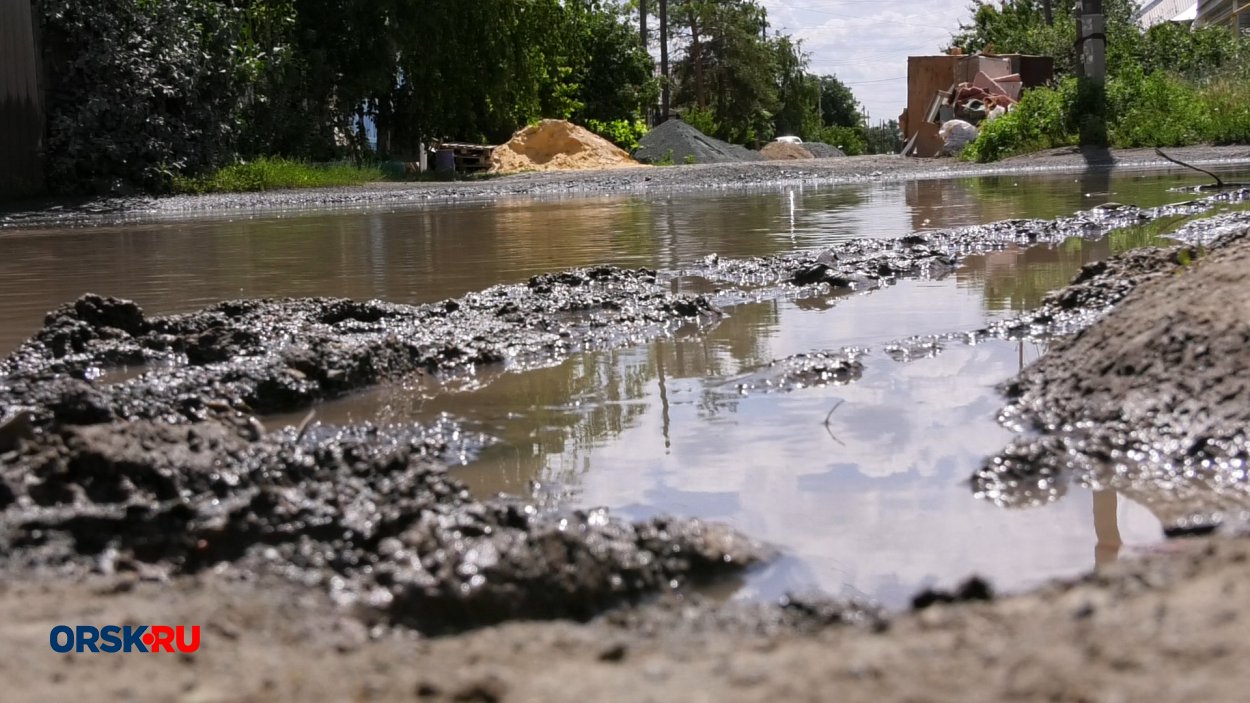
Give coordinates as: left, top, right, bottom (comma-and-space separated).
438, 142, 495, 173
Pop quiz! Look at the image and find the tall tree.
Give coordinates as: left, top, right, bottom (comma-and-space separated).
817, 74, 862, 129
670, 0, 780, 143
773, 37, 821, 139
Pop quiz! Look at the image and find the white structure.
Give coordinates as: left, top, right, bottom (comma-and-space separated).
1195, 0, 1250, 32
1136, 0, 1199, 27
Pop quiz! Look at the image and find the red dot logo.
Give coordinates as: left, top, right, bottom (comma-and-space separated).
141, 633, 155, 647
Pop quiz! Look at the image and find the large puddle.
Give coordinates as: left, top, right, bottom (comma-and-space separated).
4, 166, 1249, 607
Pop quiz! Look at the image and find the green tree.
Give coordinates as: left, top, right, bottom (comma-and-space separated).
817, 74, 862, 128
864, 120, 904, 154
773, 37, 822, 139
568, 2, 659, 124
671, 0, 781, 143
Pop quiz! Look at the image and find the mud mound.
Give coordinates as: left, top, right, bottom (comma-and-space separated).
0, 418, 766, 633
489, 119, 642, 174
803, 142, 847, 158
0, 268, 721, 423
975, 220, 1250, 530
729, 349, 865, 394
760, 142, 814, 161
633, 119, 762, 165
0, 270, 755, 632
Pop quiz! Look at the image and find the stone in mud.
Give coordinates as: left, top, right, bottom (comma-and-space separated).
731, 349, 865, 394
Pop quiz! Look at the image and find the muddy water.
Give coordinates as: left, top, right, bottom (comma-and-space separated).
0, 168, 1226, 354
3, 166, 1247, 607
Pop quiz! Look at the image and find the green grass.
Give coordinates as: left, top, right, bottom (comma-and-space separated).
171, 158, 385, 194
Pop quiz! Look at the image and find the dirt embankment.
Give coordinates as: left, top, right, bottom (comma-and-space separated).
975, 212, 1250, 532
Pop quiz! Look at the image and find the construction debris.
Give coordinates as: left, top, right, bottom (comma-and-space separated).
489, 119, 643, 174
939, 120, 979, 155
902, 54, 1053, 157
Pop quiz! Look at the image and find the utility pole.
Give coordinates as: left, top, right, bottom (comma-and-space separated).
660, 0, 670, 121
1042, 0, 1053, 26
1076, 0, 1107, 146
1077, 0, 1105, 84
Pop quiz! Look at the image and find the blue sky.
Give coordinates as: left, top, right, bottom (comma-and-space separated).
758, 0, 976, 123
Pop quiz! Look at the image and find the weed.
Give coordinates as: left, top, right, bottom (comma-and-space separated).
171, 158, 384, 194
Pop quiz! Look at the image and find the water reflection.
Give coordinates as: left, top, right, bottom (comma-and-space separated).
2, 167, 1245, 355
956, 226, 1169, 313
1094, 490, 1124, 569
7, 167, 1248, 605
285, 268, 1165, 606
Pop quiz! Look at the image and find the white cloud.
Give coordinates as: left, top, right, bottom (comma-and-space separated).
759, 0, 977, 122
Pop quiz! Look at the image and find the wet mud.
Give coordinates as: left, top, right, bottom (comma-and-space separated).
0, 415, 769, 633
974, 210, 1250, 533
3, 188, 1250, 643
727, 349, 865, 395
0, 268, 770, 633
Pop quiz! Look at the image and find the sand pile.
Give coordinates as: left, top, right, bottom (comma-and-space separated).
633, 119, 762, 165
490, 119, 642, 173
760, 141, 814, 160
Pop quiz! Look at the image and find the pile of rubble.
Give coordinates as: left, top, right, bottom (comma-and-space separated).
937, 71, 1024, 154
901, 54, 1053, 157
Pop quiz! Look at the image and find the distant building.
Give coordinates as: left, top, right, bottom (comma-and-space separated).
1195, 0, 1250, 32
1136, 0, 1198, 27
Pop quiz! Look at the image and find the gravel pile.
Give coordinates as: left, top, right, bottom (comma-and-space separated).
633, 119, 762, 165
803, 142, 847, 158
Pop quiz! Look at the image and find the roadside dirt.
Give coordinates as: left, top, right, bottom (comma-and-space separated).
976, 214, 1250, 532
4, 532, 1249, 702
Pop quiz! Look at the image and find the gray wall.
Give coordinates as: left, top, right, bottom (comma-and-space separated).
0, 0, 44, 198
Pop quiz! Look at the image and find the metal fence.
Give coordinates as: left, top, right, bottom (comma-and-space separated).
0, 0, 44, 198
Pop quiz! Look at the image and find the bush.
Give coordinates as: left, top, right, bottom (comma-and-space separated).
818, 125, 867, 156
586, 119, 649, 152
965, 53, 1250, 161
1201, 73, 1250, 144
40, 0, 254, 193
1193, 54, 1250, 145
681, 106, 720, 139
1106, 67, 1206, 148
963, 78, 1079, 162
